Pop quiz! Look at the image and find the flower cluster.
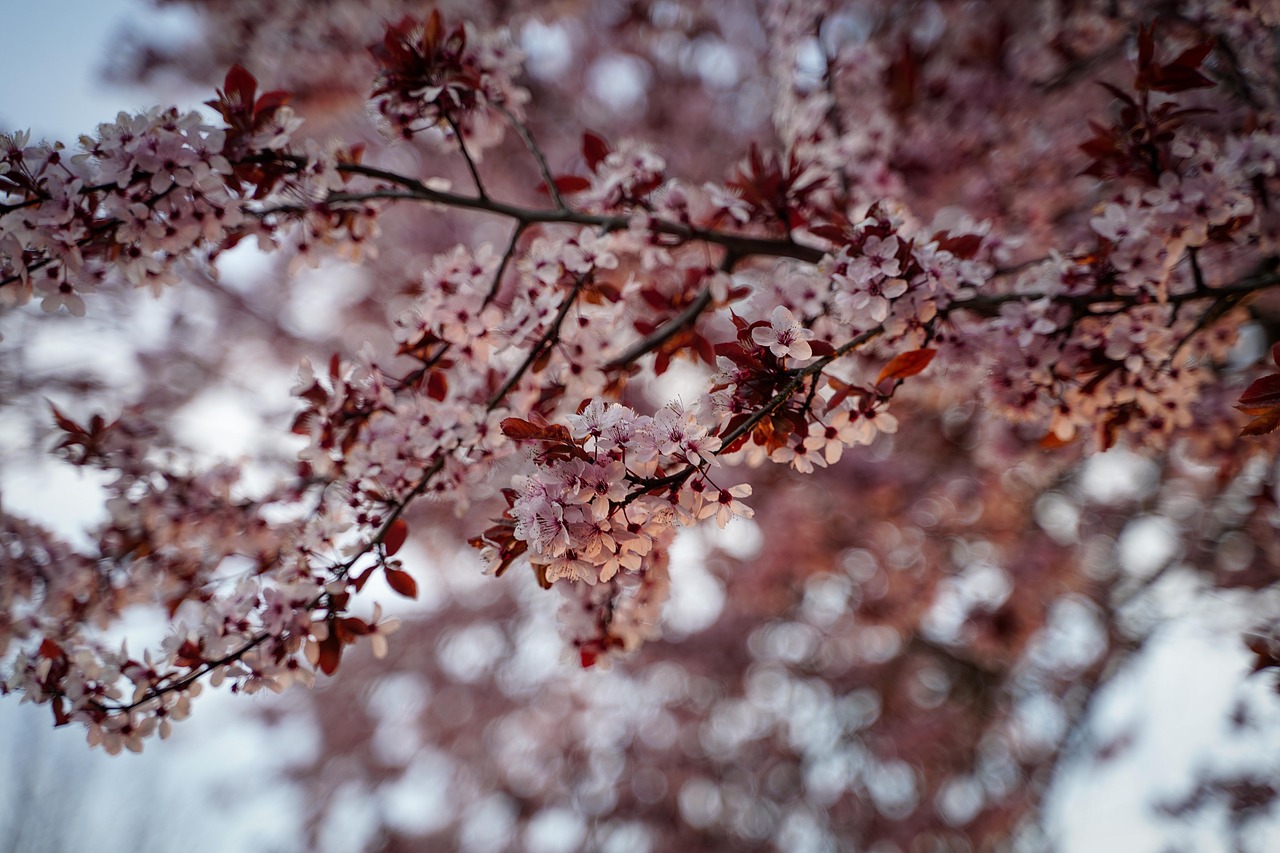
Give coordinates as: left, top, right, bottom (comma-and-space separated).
505, 400, 748, 586
5, 8, 1280, 758
1, 110, 246, 313
369, 10, 528, 150
0, 62, 316, 316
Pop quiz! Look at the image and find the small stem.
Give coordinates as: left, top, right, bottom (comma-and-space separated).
496, 104, 566, 211
444, 114, 488, 201
487, 278, 585, 408
484, 221, 527, 307
606, 284, 713, 370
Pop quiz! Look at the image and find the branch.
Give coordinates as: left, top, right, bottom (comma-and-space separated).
487, 277, 585, 408
495, 104, 566, 211
443, 113, 489, 201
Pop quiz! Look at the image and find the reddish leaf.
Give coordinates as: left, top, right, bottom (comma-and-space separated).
385, 567, 419, 599
254, 90, 292, 116
694, 332, 716, 367
38, 638, 65, 659
1097, 81, 1137, 107
351, 565, 377, 593
934, 232, 984, 259
550, 175, 591, 195
1237, 374, 1280, 413
1241, 409, 1280, 437
427, 370, 448, 402
876, 348, 937, 385
1039, 431, 1074, 450
582, 131, 610, 171
1237, 342, 1280, 436
339, 616, 371, 638
1148, 65, 1214, 93
317, 630, 342, 676
49, 403, 81, 436
1137, 24, 1155, 75
500, 417, 572, 443
383, 518, 409, 556
224, 64, 258, 111
809, 340, 836, 358
1171, 42, 1214, 71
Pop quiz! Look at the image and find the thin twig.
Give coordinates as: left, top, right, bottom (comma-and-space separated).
484, 221, 527, 307
487, 278, 585, 408
443, 114, 488, 201
496, 104, 566, 211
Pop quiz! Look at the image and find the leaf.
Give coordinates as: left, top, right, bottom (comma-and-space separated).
427, 370, 448, 402
385, 567, 419, 599
876, 348, 937, 385
351, 565, 377, 593
1039, 431, 1075, 450
1171, 42, 1214, 71
582, 131, 610, 171
383, 518, 409, 556
1241, 409, 1280, 437
694, 332, 716, 367
317, 630, 342, 676
1237, 352, 1280, 436
1096, 81, 1137, 107
500, 417, 572, 443
48, 403, 82, 437
809, 340, 836, 358
51, 697, 70, 727
549, 175, 591, 195
224, 64, 258, 110
1236, 374, 1280, 414
933, 232, 984, 259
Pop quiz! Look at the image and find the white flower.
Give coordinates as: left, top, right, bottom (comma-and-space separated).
752, 305, 815, 360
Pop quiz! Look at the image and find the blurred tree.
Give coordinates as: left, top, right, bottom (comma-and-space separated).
4, 1, 1280, 849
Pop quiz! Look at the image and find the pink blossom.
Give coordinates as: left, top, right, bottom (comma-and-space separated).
752, 305, 815, 360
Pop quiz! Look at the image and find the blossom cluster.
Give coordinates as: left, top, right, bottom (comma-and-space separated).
4, 7, 1280, 756
508, 401, 750, 584
369, 10, 528, 151
951, 118, 1279, 450
0, 110, 251, 315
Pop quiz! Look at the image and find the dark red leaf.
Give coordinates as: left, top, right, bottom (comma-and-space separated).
550, 175, 591, 194
427, 370, 448, 402
317, 630, 342, 676
1171, 42, 1214, 71
809, 340, 836, 357
383, 518, 409, 556
582, 131, 610, 171
1096, 81, 1137, 107
1237, 374, 1280, 413
934, 233, 984, 259
501, 417, 572, 443
385, 567, 419, 599
1137, 24, 1155, 74
224, 64, 258, 110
